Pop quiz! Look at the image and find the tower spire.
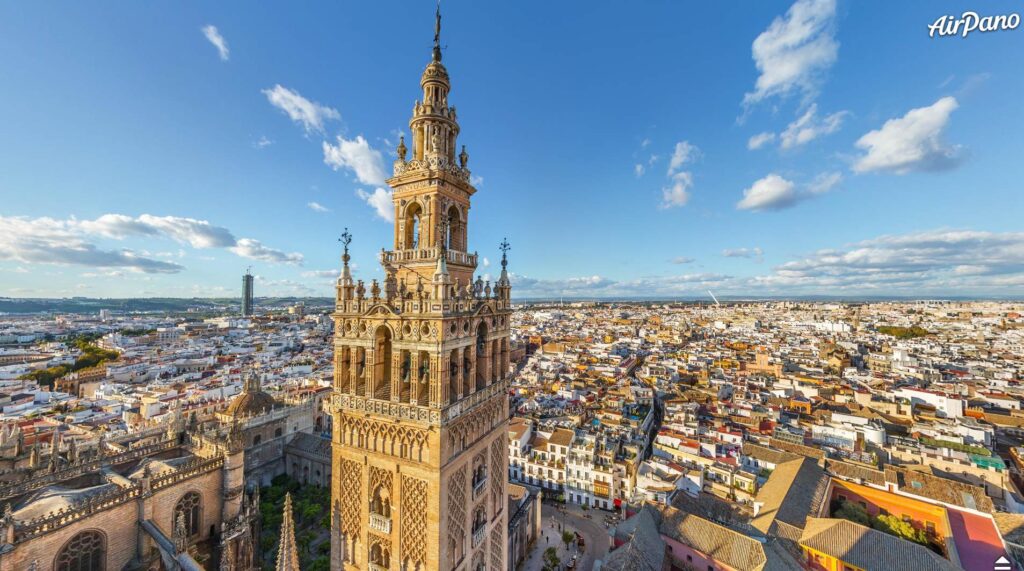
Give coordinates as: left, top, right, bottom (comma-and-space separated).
275, 493, 300, 571
433, 1, 443, 62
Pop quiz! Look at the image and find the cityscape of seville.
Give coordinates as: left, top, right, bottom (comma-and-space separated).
1, 1, 1023, 571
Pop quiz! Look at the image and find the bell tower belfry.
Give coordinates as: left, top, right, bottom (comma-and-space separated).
329, 6, 512, 571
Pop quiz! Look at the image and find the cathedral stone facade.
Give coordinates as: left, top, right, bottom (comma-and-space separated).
328, 9, 512, 571
0, 374, 327, 571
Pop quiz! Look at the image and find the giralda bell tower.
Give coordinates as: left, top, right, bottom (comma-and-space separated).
328, 6, 512, 571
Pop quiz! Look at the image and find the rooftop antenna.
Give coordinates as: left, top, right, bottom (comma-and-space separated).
707, 289, 720, 307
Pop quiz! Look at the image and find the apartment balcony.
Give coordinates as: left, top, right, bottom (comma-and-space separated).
473, 477, 488, 499
472, 525, 486, 548
369, 513, 392, 534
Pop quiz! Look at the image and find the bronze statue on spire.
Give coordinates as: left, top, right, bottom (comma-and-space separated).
432, 1, 443, 62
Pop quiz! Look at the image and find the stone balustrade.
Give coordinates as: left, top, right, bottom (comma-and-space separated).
472, 476, 488, 499
328, 377, 509, 426
380, 246, 477, 268
0, 437, 179, 502
369, 513, 392, 534
472, 525, 486, 548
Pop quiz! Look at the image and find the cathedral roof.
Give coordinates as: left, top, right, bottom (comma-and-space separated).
14, 483, 119, 520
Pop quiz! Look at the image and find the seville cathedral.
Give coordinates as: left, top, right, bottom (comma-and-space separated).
326, 6, 514, 571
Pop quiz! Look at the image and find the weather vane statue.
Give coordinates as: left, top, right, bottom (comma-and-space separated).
339, 228, 352, 267
500, 237, 511, 270
432, 0, 443, 62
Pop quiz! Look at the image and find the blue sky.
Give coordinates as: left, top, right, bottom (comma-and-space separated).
2, 1, 1023, 299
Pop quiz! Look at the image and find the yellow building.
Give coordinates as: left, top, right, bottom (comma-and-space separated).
328, 8, 512, 571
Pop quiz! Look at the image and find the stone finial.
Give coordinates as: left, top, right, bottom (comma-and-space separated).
174, 511, 189, 553
459, 145, 469, 169
276, 493, 300, 571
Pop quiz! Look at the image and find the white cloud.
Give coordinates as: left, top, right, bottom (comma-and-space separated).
853, 96, 963, 174
301, 269, 340, 279
753, 229, 1024, 293
723, 247, 764, 260
0, 216, 184, 274
661, 172, 693, 209
667, 141, 700, 176
482, 257, 491, 268
258, 278, 320, 296
0, 213, 302, 272
808, 171, 842, 194
658, 141, 700, 209
737, 172, 841, 211
779, 104, 847, 149
640, 138, 651, 148
262, 84, 340, 134
307, 202, 330, 213
737, 174, 797, 211
510, 272, 734, 298
254, 136, 272, 149
747, 132, 776, 150
670, 257, 696, 264
323, 135, 387, 186
356, 188, 394, 222
743, 0, 838, 106
78, 214, 237, 248
470, 174, 484, 186
634, 164, 645, 177
201, 25, 229, 61
229, 239, 303, 265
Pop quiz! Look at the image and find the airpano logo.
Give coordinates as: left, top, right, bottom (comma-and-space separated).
929, 11, 1020, 37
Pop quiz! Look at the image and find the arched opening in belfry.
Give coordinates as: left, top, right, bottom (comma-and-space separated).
337, 346, 350, 393
355, 347, 366, 395
399, 350, 412, 403
404, 202, 423, 249
417, 350, 431, 406
448, 349, 459, 404
492, 338, 500, 384
446, 205, 465, 251
475, 323, 488, 391
373, 326, 392, 400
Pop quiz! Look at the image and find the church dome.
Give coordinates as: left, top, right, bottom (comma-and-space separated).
224, 391, 275, 418
224, 372, 276, 418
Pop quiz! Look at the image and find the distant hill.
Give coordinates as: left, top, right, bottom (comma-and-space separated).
0, 297, 334, 315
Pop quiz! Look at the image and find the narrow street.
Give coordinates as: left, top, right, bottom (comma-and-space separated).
520, 501, 612, 570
